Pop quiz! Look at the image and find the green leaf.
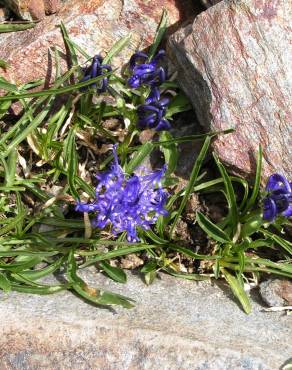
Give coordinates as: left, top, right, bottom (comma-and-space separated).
67, 249, 134, 308
99, 261, 127, 284
0, 210, 26, 237
11, 283, 67, 294
141, 260, 157, 273
19, 256, 66, 281
240, 212, 264, 238
214, 154, 239, 236
144, 270, 156, 285
164, 269, 210, 281
0, 59, 9, 69
170, 136, 211, 236
5, 148, 18, 187
148, 9, 168, 59
125, 142, 154, 174
103, 34, 132, 64
0, 272, 11, 292
60, 22, 78, 66
259, 229, 292, 256
160, 131, 178, 175
0, 100, 11, 119
64, 128, 79, 199
221, 268, 251, 314
242, 145, 262, 214
0, 22, 36, 33
165, 92, 192, 117
80, 244, 154, 268
196, 211, 231, 243
0, 70, 113, 101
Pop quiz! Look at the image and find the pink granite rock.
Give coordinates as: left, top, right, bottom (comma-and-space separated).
168, 0, 292, 181
4, 0, 59, 20
0, 0, 194, 86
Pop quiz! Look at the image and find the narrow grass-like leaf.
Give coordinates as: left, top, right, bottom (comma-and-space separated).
0, 22, 36, 33
5, 148, 18, 186
67, 249, 133, 308
221, 268, 251, 314
170, 136, 211, 236
99, 261, 127, 284
160, 131, 178, 175
2, 101, 53, 158
11, 284, 67, 294
148, 9, 168, 59
103, 34, 132, 64
0, 272, 11, 292
0, 211, 26, 237
64, 128, 79, 199
80, 244, 155, 267
0, 59, 9, 69
165, 92, 192, 117
259, 229, 292, 255
125, 142, 154, 174
60, 22, 78, 66
19, 256, 66, 280
0, 71, 113, 101
0, 257, 41, 273
214, 153, 239, 235
242, 145, 262, 214
0, 100, 11, 119
165, 269, 210, 281
196, 211, 231, 243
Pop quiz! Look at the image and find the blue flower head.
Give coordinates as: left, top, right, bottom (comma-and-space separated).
79, 54, 112, 93
127, 50, 166, 89
76, 145, 169, 242
263, 173, 292, 222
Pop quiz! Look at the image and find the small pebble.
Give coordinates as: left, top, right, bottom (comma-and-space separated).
260, 279, 292, 307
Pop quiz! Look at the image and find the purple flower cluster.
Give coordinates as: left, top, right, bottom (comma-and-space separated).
127, 50, 166, 89
137, 87, 170, 131
79, 55, 111, 93
127, 50, 171, 131
76, 146, 168, 242
263, 173, 292, 222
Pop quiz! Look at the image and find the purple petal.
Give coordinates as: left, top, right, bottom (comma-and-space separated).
129, 51, 148, 70
150, 49, 165, 65
128, 75, 141, 88
133, 64, 155, 76
145, 87, 160, 104
155, 118, 171, 131
266, 173, 291, 193
282, 205, 292, 217
263, 197, 277, 222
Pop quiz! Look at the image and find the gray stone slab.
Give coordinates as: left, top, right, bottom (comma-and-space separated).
0, 270, 291, 369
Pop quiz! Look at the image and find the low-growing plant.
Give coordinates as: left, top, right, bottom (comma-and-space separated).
0, 11, 291, 313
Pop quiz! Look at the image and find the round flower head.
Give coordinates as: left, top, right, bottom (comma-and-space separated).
76, 145, 169, 242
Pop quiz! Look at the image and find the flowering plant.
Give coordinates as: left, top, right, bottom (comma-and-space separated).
76, 146, 168, 242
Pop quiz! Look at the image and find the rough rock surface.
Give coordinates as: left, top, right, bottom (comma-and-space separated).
4, 0, 60, 20
0, 270, 291, 369
260, 278, 292, 307
0, 0, 195, 85
200, 0, 222, 8
168, 0, 292, 180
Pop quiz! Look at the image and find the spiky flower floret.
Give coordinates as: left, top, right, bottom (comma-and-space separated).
76, 146, 168, 242
263, 173, 292, 222
79, 54, 111, 93
127, 50, 166, 88
137, 87, 171, 131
